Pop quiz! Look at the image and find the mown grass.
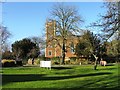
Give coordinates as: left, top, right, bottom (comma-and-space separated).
1, 64, 120, 89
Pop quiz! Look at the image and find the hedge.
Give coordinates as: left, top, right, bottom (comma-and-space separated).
2, 59, 16, 67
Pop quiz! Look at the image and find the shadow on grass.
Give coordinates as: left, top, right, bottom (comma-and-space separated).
105, 63, 115, 66
2, 74, 45, 85
51, 67, 72, 70
2, 72, 112, 85
1, 87, 120, 90
98, 67, 117, 71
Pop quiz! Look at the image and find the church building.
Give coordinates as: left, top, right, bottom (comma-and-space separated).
45, 20, 80, 60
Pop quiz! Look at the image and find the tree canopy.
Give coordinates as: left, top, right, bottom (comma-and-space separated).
12, 38, 39, 61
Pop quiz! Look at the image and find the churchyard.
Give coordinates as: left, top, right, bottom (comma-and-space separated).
1, 2, 120, 90
1, 63, 120, 89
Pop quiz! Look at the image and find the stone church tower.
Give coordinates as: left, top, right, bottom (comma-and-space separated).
45, 20, 57, 58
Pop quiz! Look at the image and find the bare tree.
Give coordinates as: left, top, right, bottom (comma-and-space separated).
92, 2, 120, 62
92, 2, 119, 40
48, 3, 83, 64
0, 25, 11, 52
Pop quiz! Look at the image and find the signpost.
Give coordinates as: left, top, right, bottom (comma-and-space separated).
40, 61, 51, 69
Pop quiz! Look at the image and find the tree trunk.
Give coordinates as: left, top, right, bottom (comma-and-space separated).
61, 43, 65, 65
93, 54, 98, 70
32, 58, 34, 65
94, 60, 97, 70
62, 51, 65, 65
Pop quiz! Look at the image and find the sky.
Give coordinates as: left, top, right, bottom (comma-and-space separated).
2, 2, 106, 44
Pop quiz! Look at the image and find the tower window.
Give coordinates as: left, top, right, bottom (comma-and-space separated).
71, 42, 75, 53
48, 50, 52, 56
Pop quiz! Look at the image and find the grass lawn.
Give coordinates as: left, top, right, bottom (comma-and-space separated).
1, 64, 120, 89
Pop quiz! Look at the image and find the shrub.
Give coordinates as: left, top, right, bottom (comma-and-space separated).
50, 57, 60, 65
35, 58, 40, 65
27, 58, 41, 65
65, 60, 70, 64
53, 61, 60, 65
52, 57, 60, 60
16, 61, 22, 66
52, 57, 60, 62
46, 57, 51, 61
70, 57, 76, 61
32, 58, 40, 65
2, 59, 16, 67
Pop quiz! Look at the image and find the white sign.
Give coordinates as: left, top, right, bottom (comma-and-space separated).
40, 61, 51, 69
